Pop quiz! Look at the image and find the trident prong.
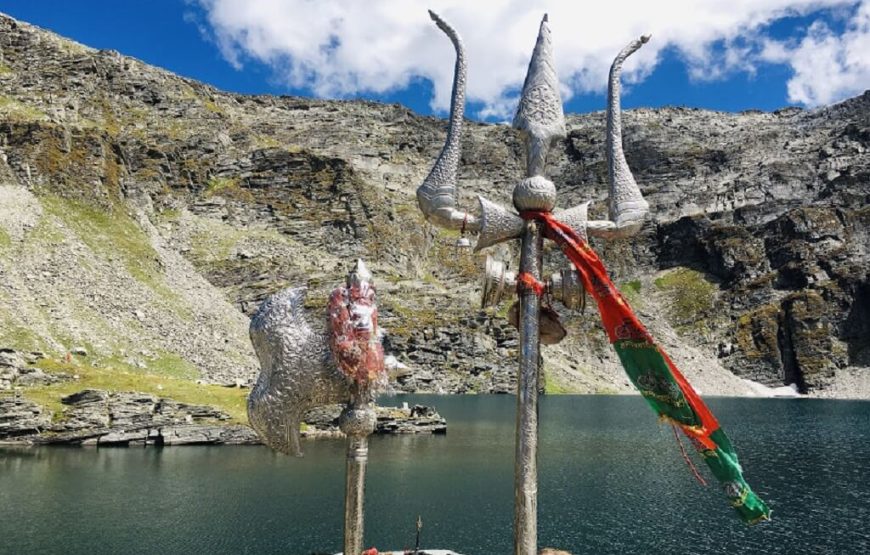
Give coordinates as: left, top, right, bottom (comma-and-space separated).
415, 11, 480, 234
586, 34, 652, 239
513, 13, 567, 177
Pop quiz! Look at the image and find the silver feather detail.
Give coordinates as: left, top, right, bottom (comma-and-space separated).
248, 287, 349, 456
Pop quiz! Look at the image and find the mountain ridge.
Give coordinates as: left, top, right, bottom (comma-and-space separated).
0, 11, 868, 442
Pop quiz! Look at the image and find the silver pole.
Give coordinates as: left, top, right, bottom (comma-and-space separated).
340, 400, 376, 555
514, 220, 543, 555
343, 434, 368, 555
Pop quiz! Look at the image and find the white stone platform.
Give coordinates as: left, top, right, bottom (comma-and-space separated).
335, 551, 462, 554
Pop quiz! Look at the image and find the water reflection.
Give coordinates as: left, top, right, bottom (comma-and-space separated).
1, 396, 869, 554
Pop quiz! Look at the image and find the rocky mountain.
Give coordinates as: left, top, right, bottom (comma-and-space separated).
0, 12, 867, 441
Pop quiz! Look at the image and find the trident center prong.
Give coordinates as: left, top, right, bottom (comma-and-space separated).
513, 14, 567, 177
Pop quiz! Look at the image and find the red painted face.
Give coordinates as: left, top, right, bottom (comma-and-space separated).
328, 277, 385, 386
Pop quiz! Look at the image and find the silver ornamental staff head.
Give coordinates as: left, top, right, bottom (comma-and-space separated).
247, 260, 384, 456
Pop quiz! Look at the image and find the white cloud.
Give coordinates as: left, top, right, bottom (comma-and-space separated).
762, 2, 870, 105
194, 0, 869, 117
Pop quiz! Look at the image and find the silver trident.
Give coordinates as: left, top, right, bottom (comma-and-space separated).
417, 12, 650, 554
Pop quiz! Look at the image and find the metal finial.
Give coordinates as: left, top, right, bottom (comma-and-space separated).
513, 14, 566, 177
347, 258, 373, 287
416, 11, 481, 233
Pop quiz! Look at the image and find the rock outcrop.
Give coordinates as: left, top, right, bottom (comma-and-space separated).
0, 382, 447, 445
302, 403, 447, 437
1, 388, 260, 446
0, 396, 51, 437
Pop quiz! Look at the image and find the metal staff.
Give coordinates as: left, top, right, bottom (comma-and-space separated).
339, 390, 376, 555
509, 18, 566, 551
417, 12, 649, 555
247, 259, 385, 555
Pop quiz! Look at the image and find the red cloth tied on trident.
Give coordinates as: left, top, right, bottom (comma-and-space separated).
328, 276, 384, 386
521, 210, 771, 525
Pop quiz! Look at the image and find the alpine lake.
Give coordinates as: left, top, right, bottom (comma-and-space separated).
1, 395, 868, 555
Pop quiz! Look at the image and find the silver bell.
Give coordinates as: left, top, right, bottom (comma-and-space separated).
455, 236, 472, 249
481, 256, 516, 308
548, 268, 585, 311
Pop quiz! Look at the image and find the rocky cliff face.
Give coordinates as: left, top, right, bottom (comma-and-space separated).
0, 11, 867, 438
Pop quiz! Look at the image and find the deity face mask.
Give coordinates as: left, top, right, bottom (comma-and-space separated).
328, 259, 385, 389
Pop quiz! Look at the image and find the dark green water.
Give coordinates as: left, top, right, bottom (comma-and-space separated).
2, 395, 869, 555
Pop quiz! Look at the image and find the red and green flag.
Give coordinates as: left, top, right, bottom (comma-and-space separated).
525, 211, 771, 524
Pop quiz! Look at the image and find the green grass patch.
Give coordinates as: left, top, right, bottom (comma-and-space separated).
495, 301, 513, 320
96, 95, 120, 136
0, 321, 46, 352
27, 213, 67, 243
619, 279, 643, 306
381, 298, 454, 338
254, 135, 281, 149
544, 373, 572, 394
189, 227, 240, 263
146, 352, 200, 380
163, 119, 189, 140
190, 232, 239, 262
421, 272, 442, 287
0, 227, 10, 249
25, 356, 248, 423
203, 99, 223, 114
156, 208, 182, 222
593, 385, 620, 395
204, 177, 253, 202
0, 62, 12, 75
654, 267, 716, 332
0, 95, 47, 121
41, 195, 157, 282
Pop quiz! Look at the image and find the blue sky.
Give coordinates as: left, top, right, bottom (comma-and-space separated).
0, 1, 867, 120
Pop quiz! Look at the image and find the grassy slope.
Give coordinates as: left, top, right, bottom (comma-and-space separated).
24, 357, 248, 423
0, 188, 253, 425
